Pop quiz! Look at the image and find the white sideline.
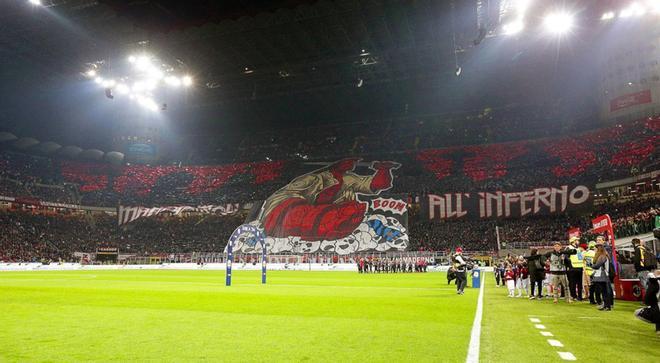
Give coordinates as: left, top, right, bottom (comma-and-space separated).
558, 352, 577, 361
465, 273, 485, 363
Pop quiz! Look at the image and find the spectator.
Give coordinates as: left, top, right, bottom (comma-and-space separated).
592, 242, 614, 311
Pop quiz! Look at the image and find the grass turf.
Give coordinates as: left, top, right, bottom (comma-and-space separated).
1, 270, 657, 362
0, 270, 476, 362
480, 275, 659, 363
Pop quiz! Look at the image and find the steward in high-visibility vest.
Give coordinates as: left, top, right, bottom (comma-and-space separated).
583, 241, 597, 304
569, 246, 584, 269
583, 242, 596, 275
567, 237, 584, 300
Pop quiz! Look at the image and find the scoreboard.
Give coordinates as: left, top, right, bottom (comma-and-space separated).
96, 247, 118, 262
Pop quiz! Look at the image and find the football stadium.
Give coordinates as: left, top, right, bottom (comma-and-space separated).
1, 1, 659, 362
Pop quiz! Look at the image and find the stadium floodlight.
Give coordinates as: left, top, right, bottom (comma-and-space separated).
28, 0, 41, 5
134, 56, 151, 71
94, 77, 104, 84
182, 75, 193, 87
601, 12, 615, 20
115, 83, 130, 95
514, 0, 531, 13
502, 20, 525, 35
128, 55, 136, 63
85, 69, 97, 77
620, 3, 646, 17
137, 97, 159, 111
543, 11, 575, 35
102, 79, 116, 88
132, 80, 145, 92
165, 76, 181, 87
144, 79, 157, 91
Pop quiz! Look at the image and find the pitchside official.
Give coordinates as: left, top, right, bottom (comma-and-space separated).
583, 241, 597, 304
567, 237, 584, 301
453, 247, 467, 295
633, 238, 658, 290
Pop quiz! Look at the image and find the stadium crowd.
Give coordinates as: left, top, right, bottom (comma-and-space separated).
0, 210, 245, 262
0, 195, 656, 263
0, 114, 658, 262
0, 115, 657, 207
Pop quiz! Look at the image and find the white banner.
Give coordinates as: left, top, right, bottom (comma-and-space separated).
117, 204, 240, 226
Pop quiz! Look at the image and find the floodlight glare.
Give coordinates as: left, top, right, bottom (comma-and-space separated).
144, 79, 157, 91
115, 84, 130, 95
601, 12, 615, 20
148, 68, 164, 80
650, 0, 660, 14
94, 77, 104, 84
620, 3, 646, 17
135, 56, 151, 71
128, 55, 136, 63
132, 81, 145, 92
29, 0, 41, 5
503, 21, 525, 35
543, 11, 574, 35
102, 79, 116, 88
182, 75, 193, 87
86, 69, 97, 77
165, 76, 181, 87
137, 96, 158, 111
515, 0, 531, 13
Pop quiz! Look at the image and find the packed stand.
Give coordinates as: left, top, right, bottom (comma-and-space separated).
0, 210, 245, 262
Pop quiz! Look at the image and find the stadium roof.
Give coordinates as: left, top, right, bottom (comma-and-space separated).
0, 0, 638, 147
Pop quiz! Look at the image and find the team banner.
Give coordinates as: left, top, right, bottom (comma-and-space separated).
609, 89, 652, 112
117, 204, 240, 226
567, 227, 581, 239
231, 159, 409, 255
423, 185, 592, 220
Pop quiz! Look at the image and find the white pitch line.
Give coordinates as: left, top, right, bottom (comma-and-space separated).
540, 331, 554, 337
529, 318, 541, 323
547, 339, 564, 347
558, 352, 577, 361
534, 324, 546, 329
465, 275, 485, 363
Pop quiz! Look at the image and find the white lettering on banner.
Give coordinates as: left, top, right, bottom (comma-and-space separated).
569, 185, 589, 205
550, 186, 568, 212
533, 188, 552, 214
371, 198, 407, 215
592, 218, 609, 230
428, 193, 470, 219
455, 193, 469, 218
428, 194, 444, 219
427, 185, 591, 220
118, 204, 240, 225
520, 191, 534, 216
485, 192, 503, 218
503, 192, 519, 217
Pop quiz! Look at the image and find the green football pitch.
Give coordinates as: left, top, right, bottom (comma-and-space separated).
0, 270, 657, 362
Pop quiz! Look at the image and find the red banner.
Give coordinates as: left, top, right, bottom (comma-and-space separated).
567, 227, 580, 239
591, 214, 626, 298
609, 89, 652, 112
591, 214, 612, 234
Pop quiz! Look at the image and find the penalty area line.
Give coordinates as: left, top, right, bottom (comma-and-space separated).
465, 273, 485, 363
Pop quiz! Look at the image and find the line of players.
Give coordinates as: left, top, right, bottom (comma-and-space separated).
357, 257, 429, 273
